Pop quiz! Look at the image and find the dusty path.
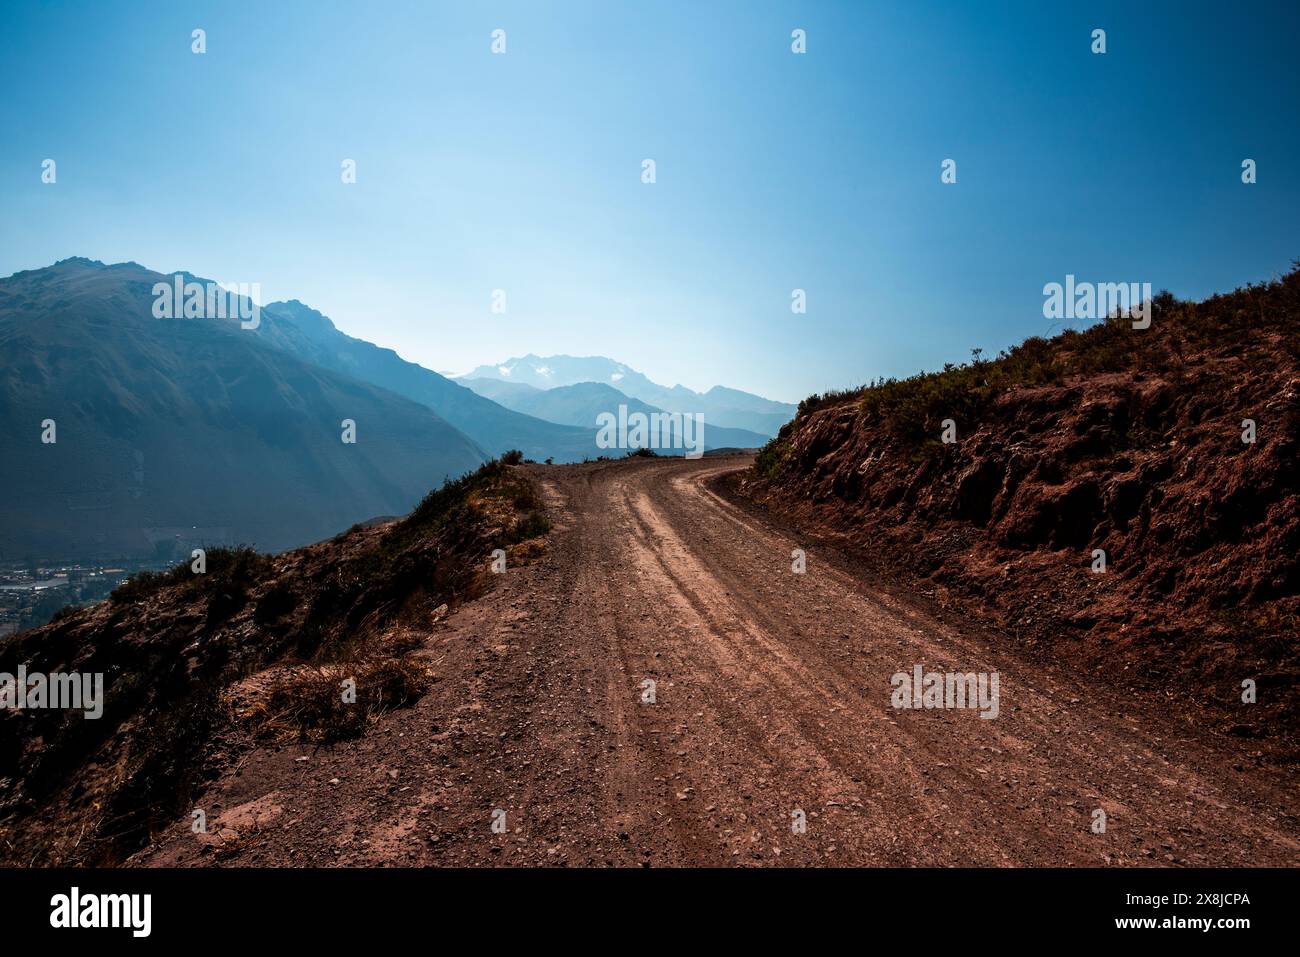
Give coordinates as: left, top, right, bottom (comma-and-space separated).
135, 455, 1300, 867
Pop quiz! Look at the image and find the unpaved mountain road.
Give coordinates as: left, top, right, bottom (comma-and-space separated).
137, 455, 1300, 867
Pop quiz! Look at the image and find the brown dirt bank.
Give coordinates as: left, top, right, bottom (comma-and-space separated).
743, 271, 1300, 758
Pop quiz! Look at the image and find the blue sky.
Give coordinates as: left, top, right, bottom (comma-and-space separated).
2, 0, 1297, 403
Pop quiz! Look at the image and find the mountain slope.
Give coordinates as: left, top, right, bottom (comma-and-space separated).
463, 378, 769, 449
742, 269, 1300, 741
463, 378, 655, 424
455, 377, 546, 407
459, 354, 797, 436
257, 301, 599, 463
0, 456, 549, 864
0, 259, 487, 559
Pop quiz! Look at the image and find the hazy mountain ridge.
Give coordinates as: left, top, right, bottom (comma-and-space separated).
0, 259, 488, 560
256, 301, 601, 463
462, 378, 770, 449
0, 259, 788, 562
460, 354, 796, 437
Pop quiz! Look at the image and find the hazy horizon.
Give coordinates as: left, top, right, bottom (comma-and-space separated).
1, 254, 804, 401
3, 0, 1298, 404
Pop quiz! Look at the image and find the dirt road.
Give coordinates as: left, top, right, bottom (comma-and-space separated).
136, 455, 1300, 867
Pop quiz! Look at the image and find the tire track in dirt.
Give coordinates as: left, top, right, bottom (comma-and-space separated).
662, 459, 1299, 865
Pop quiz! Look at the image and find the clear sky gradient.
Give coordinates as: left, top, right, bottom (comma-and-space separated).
2, 0, 1297, 403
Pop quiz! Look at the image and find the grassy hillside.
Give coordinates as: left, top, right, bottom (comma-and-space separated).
0, 455, 549, 865
747, 267, 1300, 745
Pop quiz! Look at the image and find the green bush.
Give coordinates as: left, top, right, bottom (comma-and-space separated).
753, 438, 789, 480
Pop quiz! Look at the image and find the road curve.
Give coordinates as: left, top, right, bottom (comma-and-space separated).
137, 455, 1300, 867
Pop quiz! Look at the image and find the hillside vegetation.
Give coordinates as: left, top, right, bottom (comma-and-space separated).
747, 268, 1300, 745
0, 456, 549, 865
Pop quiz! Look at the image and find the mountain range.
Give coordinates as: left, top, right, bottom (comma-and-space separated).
460, 379, 772, 449
460, 355, 796, 437
0, 259, 486, 559
253, 300, 598, 463
0, 259, 791, 560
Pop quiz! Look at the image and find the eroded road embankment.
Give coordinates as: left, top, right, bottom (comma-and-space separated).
137, 455, 1300, 867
